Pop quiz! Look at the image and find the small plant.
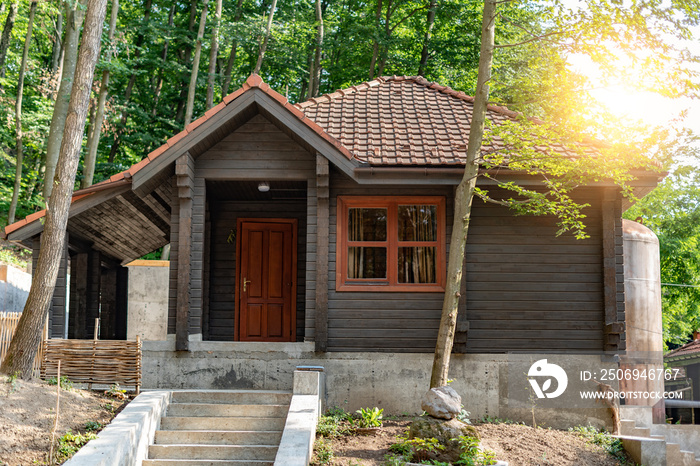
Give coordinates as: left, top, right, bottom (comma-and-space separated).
46, 375, 73, 390
383, 452, 408, 466
404, 437, 444, 462
54, 430, 97, 463
317, 407, 354, 438
456, 408, 472, 424
6, 372, 20, 394
313, 438, 334, 465
454, 435, 496, 466
356, 407, 383, 428
84, 421, 102, 432
105, 383, 128, 400
569, 425, 627, 462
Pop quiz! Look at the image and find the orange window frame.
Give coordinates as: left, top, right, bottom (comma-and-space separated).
336, 196, 446, 292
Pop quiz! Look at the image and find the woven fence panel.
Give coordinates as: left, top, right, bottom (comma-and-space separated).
41, 339, 142, 391
0, 312, 46, 376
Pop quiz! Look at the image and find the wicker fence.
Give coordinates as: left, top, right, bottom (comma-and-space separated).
0, 312, 45, 376
41, 336, 142, 393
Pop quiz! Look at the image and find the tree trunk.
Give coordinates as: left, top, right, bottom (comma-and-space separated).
8, 1, 37, 225
152, 3, 175, 116
0, 1, 17, 77
51, 5, 64, 73
44, 0, 88, 201
107, 0, 152, 162
417, 0, 437, 76
429, 0, 495, 389
205, 0, 221, 109
307, 0, 323, 98
175, 0, 199, 123
81, 0, 118, 188
368, 0, 382, 79
220, 0, 243, 96
184, 0, 209, 128
0, 0, 108, 379
252, 0, 277, 75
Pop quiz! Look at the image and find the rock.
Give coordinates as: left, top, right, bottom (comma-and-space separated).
421, 385, 462, 419
409, 416, 480, 462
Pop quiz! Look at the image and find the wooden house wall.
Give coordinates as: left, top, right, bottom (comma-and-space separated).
168, 113, 317, 338
206, 200, 307, 340
328, 174, 608, 353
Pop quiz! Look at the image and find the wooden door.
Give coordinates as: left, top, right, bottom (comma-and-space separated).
236, 219, 297, 341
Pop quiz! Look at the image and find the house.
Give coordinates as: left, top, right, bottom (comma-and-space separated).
2, 75, 664, 427
665, 332, 700, 423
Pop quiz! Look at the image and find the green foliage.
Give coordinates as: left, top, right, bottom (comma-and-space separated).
624, 162, 700, 347
46, 375, 73, 390
105, 383, 128, 400
0, 243, 30, 270
355, 407, 383, 428
316, 406, 354, 438
569, 425, 627, 462
84, 421, 102, 432
454, 435, 496, 466
55, 430, 98, 463
402, 437, 445, 462
313, 437, 334, 465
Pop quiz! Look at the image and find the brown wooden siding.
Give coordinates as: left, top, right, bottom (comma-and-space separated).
327, 174, 454, 352
328, 176, 607, 353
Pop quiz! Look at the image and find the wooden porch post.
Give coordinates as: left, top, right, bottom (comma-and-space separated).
48, 234, 69, 339
86, 250, 101, 338
315, 154, 329, 351
602, 187, 625, 352
175, 152, 195, 351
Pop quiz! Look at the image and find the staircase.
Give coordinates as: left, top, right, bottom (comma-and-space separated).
142, 389, 292, 466
619, 419, 700, 466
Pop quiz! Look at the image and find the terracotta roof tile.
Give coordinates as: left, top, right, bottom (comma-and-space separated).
666, 339, 700, 359
148, 143, 168, 161
185, 114, 208, 133
166, 130, 188, 148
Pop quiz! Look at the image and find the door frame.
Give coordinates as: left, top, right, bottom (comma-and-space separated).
234, 218, 298, 341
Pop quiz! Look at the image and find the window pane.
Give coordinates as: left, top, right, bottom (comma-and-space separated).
348, 247, 387, 279
398, 205, 437, 241
348, 208, 387, 241
398, 247, 437, 283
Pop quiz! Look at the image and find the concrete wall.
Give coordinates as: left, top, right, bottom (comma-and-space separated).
127, 260, 170, 341
0, 264, 31, 313
142, 340, 615, 430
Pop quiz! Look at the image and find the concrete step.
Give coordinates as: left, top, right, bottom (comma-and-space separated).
167, 403, 288, 418
160, 417, 286, 431
143, 460, 273, 466
149, 445, 277, 461
171, 390, 291, 406
620, 419, 638, 436
618, 435, 667, 466
154, 430, 283, 446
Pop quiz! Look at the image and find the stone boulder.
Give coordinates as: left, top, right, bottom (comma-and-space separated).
421, 385, 462, 419
409, 416, 480, 462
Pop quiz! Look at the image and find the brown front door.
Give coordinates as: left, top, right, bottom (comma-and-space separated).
236, 219, 297, 341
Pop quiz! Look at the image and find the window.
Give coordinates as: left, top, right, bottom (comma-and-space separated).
337, 196, 446, 291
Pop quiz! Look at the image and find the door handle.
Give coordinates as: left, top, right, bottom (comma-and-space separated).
243, 278, 252, 292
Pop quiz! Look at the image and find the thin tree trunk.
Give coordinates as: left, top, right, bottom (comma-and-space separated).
44, 0, 88, 200
107, 0, 151, 162
152, 3, 175, 116
417, 0, 437, 76
8, 1, 37, 225
368, 0, 382, 79
220, 0, 243, 96
82, 0, 118, 188
430, 0, 495, 389
253, 0, 277, 75
0, 0, 108, 379
51, 5, 64, 73
184, 0, 209, 128
0, 1, 18, 77
175, 0, 199, 123
307, 0, 323, 98
205, 0, 221, 109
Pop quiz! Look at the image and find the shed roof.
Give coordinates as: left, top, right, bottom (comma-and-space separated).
666, 338, 700, 363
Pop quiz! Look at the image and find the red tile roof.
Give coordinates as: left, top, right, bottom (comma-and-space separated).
296, 75, 524, 165
666, 338, 700, 360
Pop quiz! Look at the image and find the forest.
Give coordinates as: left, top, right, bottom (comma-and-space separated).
0, 0, 698, 346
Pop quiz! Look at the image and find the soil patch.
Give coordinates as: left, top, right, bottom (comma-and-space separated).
314, 417, 632, 465
0, 375, 128, 466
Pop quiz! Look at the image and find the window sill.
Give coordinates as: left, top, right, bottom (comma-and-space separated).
336, 283, 446, 292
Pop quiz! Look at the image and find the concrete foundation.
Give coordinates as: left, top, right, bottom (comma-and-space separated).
0, 264, 31, 313
143, 339, 615, 430
126, 261, 169, 341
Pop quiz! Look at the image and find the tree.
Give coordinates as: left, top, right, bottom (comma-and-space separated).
253, 0, 277, 75
0, 0, 17, 76
205, 0, 221, 109
184, 0, 209, 127
417, 0, 437, 76
220, 0, 243, 96
307, 0, 323, 98
0, 0, 108, 378
44, 0, 88, 200
8, 1, 37, 225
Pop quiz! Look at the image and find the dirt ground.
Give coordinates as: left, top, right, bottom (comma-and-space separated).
318, 417, 632, 466
0, 375, 127, 466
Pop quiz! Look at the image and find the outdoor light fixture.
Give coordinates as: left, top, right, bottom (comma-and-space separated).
258, 182, 270, 192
